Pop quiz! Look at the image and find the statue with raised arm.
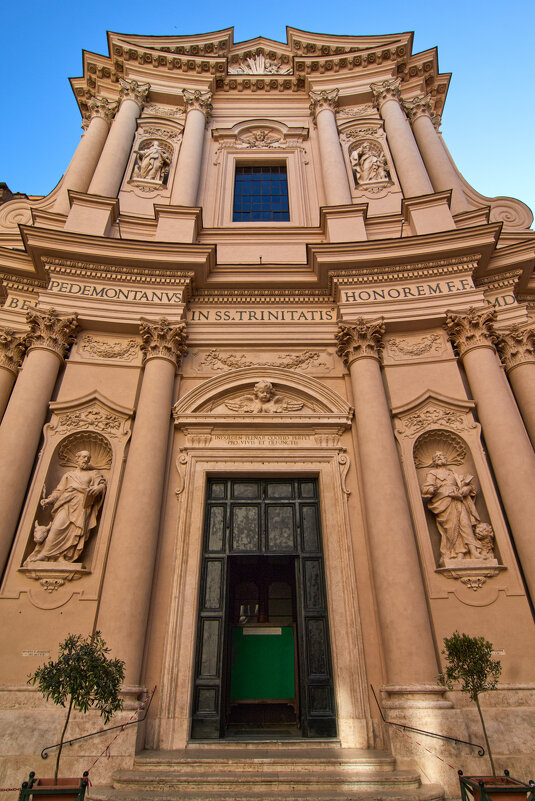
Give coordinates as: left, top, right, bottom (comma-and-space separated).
25, 451, 106, 565
421, 451, 483, 565
133, 140, 171, 182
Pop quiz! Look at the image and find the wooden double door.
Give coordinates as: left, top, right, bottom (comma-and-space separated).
191, 477, 336, 739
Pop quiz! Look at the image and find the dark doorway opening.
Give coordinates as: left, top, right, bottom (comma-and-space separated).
191, 477, 336, 740
226, 555, 299, 736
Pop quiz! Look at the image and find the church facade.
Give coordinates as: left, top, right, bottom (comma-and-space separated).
0, 26, 534, 800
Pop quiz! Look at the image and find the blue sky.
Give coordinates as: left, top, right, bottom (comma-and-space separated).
1, 0, 534, 221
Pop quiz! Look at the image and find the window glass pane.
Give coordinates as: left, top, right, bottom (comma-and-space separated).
233, 165, 290, 222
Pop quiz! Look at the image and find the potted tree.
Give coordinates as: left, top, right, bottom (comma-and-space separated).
439, 631, 534, 801
20, 632, 125, 801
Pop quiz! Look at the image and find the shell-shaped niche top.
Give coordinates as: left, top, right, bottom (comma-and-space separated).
414, 429, 467, 469
58, 431, 112, 471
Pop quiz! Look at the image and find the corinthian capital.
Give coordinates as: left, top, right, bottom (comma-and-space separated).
496, 324, 535, 372
309, 89, 340, 121
0, 328, 28, 375
402, 93, 433, 124
336, 318, 385, 367
86, 95, 119, 124
445, 306, 498, 358
139, 318, 188, 367
370, 78, 402, 111
119, 78, 150, 109
25, 308, 79, 359
182, 89, 213, 117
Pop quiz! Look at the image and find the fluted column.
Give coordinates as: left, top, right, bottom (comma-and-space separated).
336, 320, 438, 685
403, 94, 469, 214
496, 325, 535, 448
54, 96, 117, 214
0, 309, 78, 575
97, 319, 187, 683
0, 328, 27, 421
446, 308, 535, 603
88, 79, 150, 197
170, 89, 212, 207
309, 89, 353, 206
370, 79, 434, 198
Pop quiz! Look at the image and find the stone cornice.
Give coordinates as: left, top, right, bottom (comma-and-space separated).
44, 257, 195, 286
190, 289, 333, 304
331, 255, 478, 286
445, 306, 498, 359
336, 318, 385, 366
139, 317, 187, 368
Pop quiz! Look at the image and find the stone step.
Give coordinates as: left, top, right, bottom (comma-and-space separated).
134, 747, 397, 774
111, 767, 422, 790
87, 783, 445, 801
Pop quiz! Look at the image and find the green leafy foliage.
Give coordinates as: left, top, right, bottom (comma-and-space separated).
28, 632, 125, 779
439, 631, 502, 775
438, 630, 502, 701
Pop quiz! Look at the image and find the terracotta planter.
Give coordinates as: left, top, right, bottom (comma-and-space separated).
459, 771, 535, 801
18, 772, 88, 801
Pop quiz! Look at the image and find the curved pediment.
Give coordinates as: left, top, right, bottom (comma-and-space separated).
174, 367, 351, 417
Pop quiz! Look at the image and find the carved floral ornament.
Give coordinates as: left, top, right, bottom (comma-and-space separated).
402, 93, 433, 123
445, 306, 498, 358
336, 318, 385, 366
26, 308, 79, 359
119, 78, 150, 109
370, 77, 402, 110
0, 327, 28, 374
198, 349, 328, 372
228, 53, 291, 75
139, 317, 188, 367
496, 324, 535, 371
182, 88, 212, 116
85, 95, 118, 124
309, 88, 340, 121
78, 335, 139, 361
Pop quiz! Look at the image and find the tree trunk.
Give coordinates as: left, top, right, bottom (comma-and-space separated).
475, 693, 496, 776
55, 696, 73, 782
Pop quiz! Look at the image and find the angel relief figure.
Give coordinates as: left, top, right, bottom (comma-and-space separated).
24, 450, 106, 566
236, 129, 282, 148
225, 380, 304, 414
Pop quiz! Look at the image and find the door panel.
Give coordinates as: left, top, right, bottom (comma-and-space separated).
191, 478, 336, 739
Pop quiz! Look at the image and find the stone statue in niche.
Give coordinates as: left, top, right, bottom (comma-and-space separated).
24, 451, 106, 566
350, 141, 390, 186
421, 451, 496, 565
133, 140, 171, 183
224, 380, 304, 413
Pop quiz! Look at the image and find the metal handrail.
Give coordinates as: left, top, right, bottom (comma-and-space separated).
371, 684, 485, 756
41, 686, 156, 760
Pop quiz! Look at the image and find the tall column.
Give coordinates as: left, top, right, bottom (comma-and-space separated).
496, 325, 535, 448
88, 79, 150, 198
370, 79, 434, 198
446, 308, 535, 603
336, 320, 438, 685
0, 328, 27, 421
170, 89, 212, 207
0, 309, 78, 575
403, 94, 469, 214
97, 319, 187, 683
309, 89, 353, 206
54, 96, 117, 214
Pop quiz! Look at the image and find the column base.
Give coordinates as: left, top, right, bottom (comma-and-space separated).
155, 205, 202, 243
320, 203, 368, 242
64, 191, 119, 236
402, 191, 455, 235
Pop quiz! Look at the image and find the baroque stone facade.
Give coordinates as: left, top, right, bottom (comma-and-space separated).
0, 25, 534, 801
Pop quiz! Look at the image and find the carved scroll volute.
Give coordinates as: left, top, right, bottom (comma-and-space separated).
336, 318, 385, 367
182, 89, 213, 118
370, 78, 402, 111
139, 317, 188, 368
402, 93, 433, 124
496, 325, 535, 372
119, 78, 150, 110
309, 89, 340, 122
445, 306, 498, 359
0, 327, 28, 375
25, 308, 79, 360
